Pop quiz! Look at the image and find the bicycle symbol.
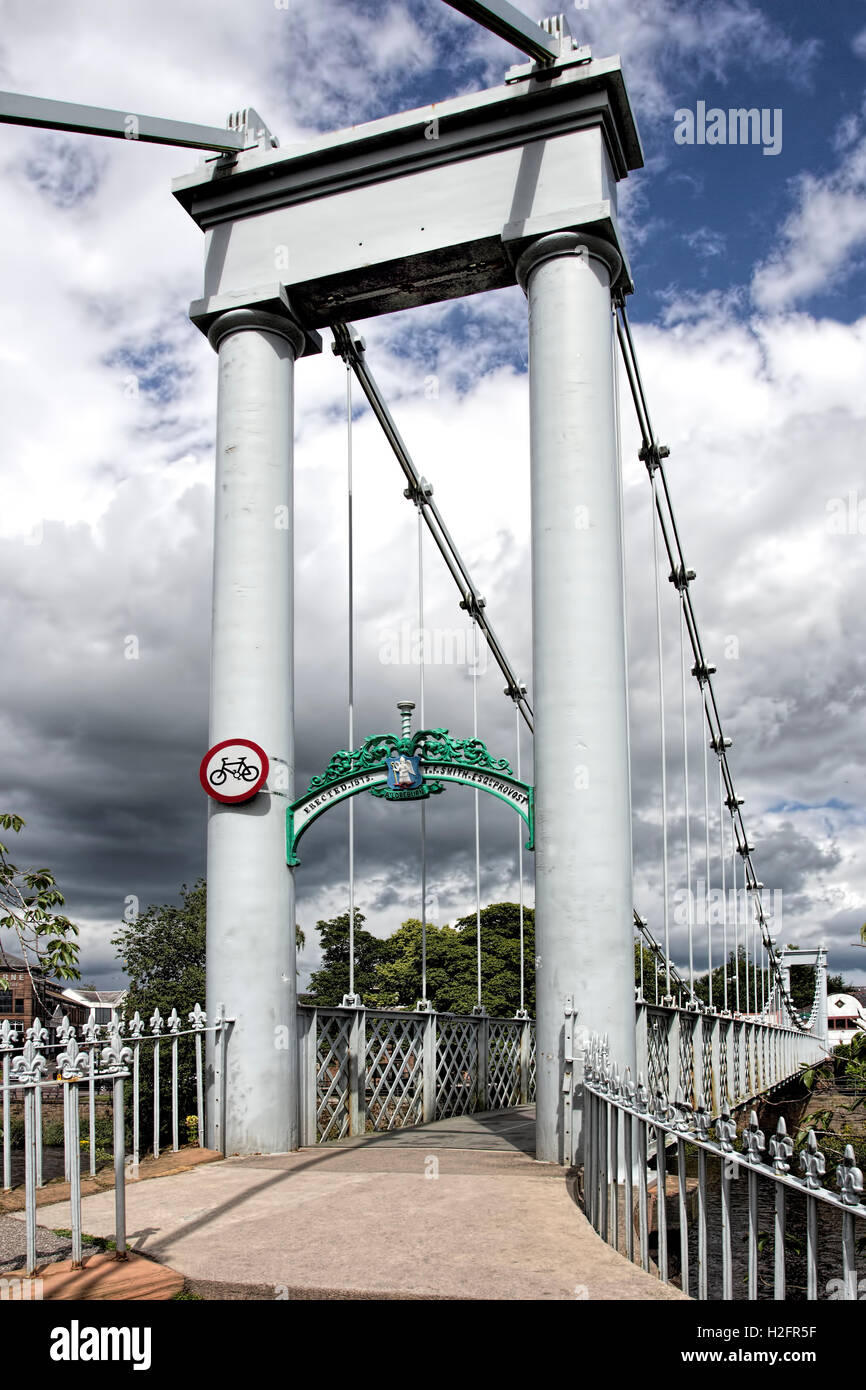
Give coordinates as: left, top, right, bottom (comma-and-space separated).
209, 755, 261, 787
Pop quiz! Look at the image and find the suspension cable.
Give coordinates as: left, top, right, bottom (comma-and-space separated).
679, 592, 694, 997
515, 700, 526, 1016
615, 299, 803, 1029
331, 322, 533, 734
472, 616, 483, 1010
651, 471, 671, 999
346, 363, 356, 1001
418, 505, 428, 1006
701, 680, 712, 1007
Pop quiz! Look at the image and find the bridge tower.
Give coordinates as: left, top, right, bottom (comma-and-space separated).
174, 27, 643, 1161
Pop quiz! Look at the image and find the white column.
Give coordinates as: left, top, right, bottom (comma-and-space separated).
202, 304, 306, 1155
516, 232, 636, 1165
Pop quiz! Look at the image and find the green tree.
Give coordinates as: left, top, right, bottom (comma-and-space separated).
113, 880, 206, 1148
373, 917, 460, 1008
113, 879, 302, 1147
305, 909, 388, 1006
434, 903, 535, 1016
0, 812, 80, 984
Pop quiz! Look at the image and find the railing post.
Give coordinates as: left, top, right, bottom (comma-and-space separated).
518, 1014, 531, 1105
214, 1002, 228, 1156
668, 1007, 681, 1102
298, 1007, 318, 1146
635, 1000, 648, 1087
422, 1008, 437, 1124
692, 1011, 703, 1110
474, 1008, 489, 1111
707, 1013, 720, 1115
1, 1021, 16, 1192
563, 997, 575, 1164
347, 1005, 367, 1137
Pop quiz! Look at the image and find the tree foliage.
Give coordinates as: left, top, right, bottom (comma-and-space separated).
0, 812, 80, 983
305, 903, 535, 1016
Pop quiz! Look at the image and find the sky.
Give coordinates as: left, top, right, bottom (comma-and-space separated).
1, 0, 866, 997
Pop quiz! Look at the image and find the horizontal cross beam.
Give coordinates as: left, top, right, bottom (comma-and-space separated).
440, 0, 562, 63
0, 90, 247, 153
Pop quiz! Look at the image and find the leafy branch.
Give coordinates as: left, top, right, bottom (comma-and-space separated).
0, 812, 80, 987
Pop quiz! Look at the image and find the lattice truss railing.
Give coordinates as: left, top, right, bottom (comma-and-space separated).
636, 1002, 825, 1120
300, 1007, 534, 1142
646, 1010, 671, 1099
365, 1013, 425, 1132
529, 1024, 537, 1102
436, 1017, 479, 1119
315, 1012, 352, 1141
488, 1021, 522, 1110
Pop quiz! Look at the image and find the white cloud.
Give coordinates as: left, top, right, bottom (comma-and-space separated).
752, 134, 866, 310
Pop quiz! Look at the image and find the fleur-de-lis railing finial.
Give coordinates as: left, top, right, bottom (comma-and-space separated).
27, 1017, 49, 1050
57, 1015, 76, 1048
83, 1009, 99, 1046
101, 1022, 132, 1074
635, 1073, 649, 1115
742, 1110, 766, 1165
0, 1019, 17, 1049
653, 1088, 671, 1123
11, 1036, 47, 1084
836, 1144, 864, 1206
167, 1008, 181, 1035
715, 1107, 736, 1153
799, 1130, 826, 1190
769, 1117, 793, 1174
189, 1003, 206, 1030
672, 1085, 691, 1132
694, 1094, 710, 1141
623, 1067, 636, 1109
149, 1007, 164, 1036
127, 1010, 145, 1040
57, 1034, 86, 1080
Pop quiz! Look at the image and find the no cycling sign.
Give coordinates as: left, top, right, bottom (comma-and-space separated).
199, 738, 269, 804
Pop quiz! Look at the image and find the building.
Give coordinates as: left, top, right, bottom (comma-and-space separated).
826, 991, 866, 1048
0, 953, 126, 1041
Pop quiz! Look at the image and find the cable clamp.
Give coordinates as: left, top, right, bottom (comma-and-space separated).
710, 735, 732, 754
638, 440, 670, 474
669, 564, 696, 591
403, 476, 433, 507
459, 593, 486, 619
331, 322, 366, 363
504, 680, 528, 702
691, 660, 716, 686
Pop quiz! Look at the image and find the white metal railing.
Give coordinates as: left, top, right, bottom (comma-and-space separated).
637, 1001, 827, 1117
297, 1006, 535, 1144
583, 1035, 866, 1301
0, 1005, 226, 1278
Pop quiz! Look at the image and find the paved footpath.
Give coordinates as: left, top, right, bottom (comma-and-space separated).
26, 1107, 686, 1301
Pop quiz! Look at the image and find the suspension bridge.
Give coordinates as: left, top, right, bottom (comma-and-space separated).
2, 1, 863, 1303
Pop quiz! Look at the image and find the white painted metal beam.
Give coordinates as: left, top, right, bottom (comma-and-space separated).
0, 89, 250, 152
441, 0, 562, 62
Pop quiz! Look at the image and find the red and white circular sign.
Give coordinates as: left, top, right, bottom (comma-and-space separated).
199, 739, 269, 804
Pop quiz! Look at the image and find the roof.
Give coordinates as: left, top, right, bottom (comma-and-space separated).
60, 988, 128, 1007
827, 992, 866, 1017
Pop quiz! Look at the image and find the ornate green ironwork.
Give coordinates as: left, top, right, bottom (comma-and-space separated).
287, 727, 531, 866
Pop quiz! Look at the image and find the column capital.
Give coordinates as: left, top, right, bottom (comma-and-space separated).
189, 283, 322, 358
513, 231, 622, 295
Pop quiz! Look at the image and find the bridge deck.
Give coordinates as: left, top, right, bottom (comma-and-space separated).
27, 1107, 687, 1301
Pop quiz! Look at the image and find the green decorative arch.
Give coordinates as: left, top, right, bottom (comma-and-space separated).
286, 728, 533, 866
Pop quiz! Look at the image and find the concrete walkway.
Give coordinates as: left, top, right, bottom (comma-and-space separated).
27, 1107, 687, 1301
